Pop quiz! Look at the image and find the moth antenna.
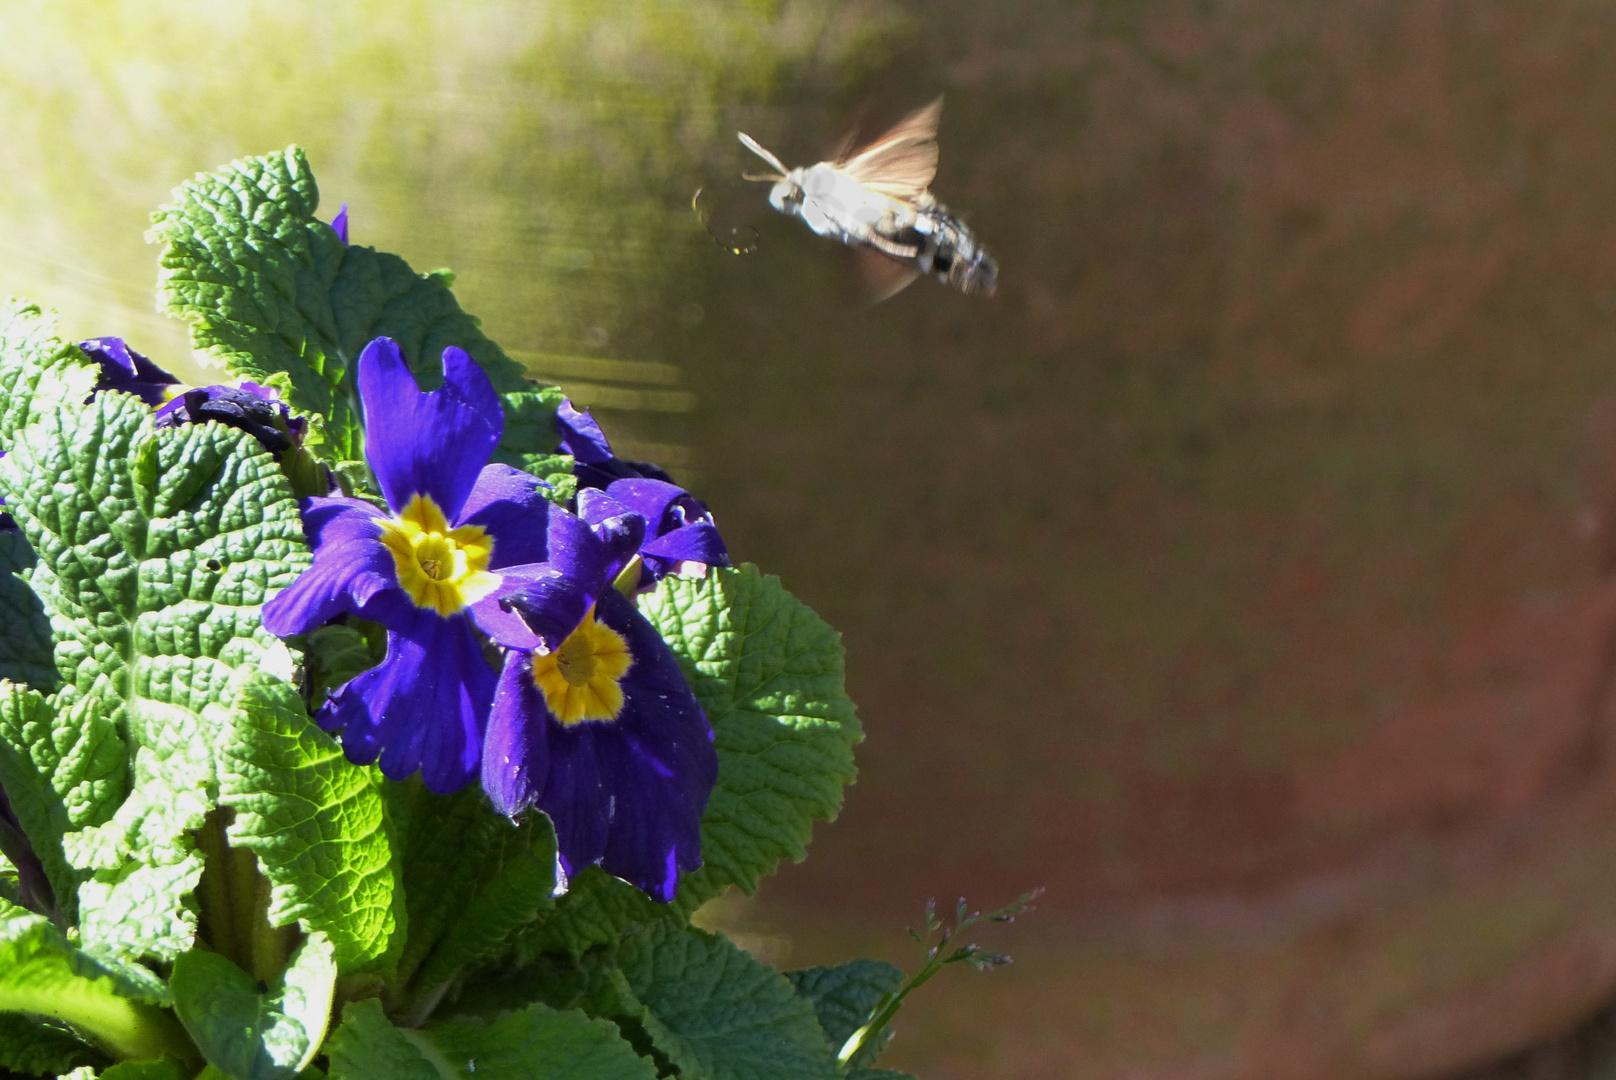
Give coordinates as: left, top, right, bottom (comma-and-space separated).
737, 131, 790, 176
741, 171, 784, 183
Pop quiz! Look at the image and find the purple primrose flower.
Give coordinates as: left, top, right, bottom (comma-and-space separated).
155, 381, 307, 454
483, 487, 719, 902
261, 337, 553, 792
554, 400, 728, 585
80, 337, 180, 407
330, 202, 349, 245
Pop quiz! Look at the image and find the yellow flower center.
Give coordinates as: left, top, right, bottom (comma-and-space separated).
376, 493, 499, 617
530, 606, 633, 725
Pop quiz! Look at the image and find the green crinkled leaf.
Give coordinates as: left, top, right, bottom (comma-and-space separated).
0, 526, 54, 689
406, 813, 557, 1006
616, 922, 837, 1080
385, 784, 558, 1019
0, 392, 309, 966
522, 565, 861, 956
170, 932, 335, 1080
149, 146, 561, 470
491, 386, 575, 497
0, 1011, 103, 1076
0, 899, 184, 1062
300, 623, 382, 705
786, 960, 904, 1068
0, 298, 98, 448
428, 1004, 658, 1080
441, 946, 638, 1025
322, 999, 436, 1080
0, 681, 110, 915
216, 671, 404, 977
325, 998, 656, 1080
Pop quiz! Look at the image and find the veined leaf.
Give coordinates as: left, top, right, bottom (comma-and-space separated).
385, 784, 558, 1021
324, 998, 655, 1080
616, 923, 837, 1080
149, 147, 566, 471
0, 299, 98, 448
216, 672, 404, 976
0, 392, 308, 965
170, 932, 336, 1080
0, 899, 188, 1062
786, 960, 904, 1069
0, 681, 120, 918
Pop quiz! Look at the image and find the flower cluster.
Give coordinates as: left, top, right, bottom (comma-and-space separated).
262, 339, 721, 901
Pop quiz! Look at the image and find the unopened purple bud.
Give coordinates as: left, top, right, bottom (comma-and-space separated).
80, 337, 180, 407
154, 382, 305, 454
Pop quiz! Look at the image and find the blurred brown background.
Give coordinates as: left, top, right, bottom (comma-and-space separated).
11, 1, 1616, 1077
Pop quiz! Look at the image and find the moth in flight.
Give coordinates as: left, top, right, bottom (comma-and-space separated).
737, 97, 998, 300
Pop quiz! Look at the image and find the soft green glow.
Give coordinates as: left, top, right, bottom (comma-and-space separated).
0, 0, 902, 395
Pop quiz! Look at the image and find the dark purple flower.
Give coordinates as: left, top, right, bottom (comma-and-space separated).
483, 495, 718, 903
261, 338, 553, 792
154, 381, 307, 454
593, 478, 728, 584
555, 399, 677, 488
330, 203, 349, 245
554, 400, 728, 585
80, 337, 180, 407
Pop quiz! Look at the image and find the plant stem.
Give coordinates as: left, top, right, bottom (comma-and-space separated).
195, 807, 296, 983
0, 980, 198, 1068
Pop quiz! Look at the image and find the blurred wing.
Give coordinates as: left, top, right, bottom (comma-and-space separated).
851, 246, 923, 305
836, 96, 942, 199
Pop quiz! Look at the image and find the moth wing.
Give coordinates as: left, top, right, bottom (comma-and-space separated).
851, 246, 923, 305
835, 96, 943, 199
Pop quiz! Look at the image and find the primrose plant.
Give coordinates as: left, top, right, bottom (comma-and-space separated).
0, 148, 1027, 1080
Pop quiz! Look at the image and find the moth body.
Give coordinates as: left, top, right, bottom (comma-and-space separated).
738, 97, 997, 299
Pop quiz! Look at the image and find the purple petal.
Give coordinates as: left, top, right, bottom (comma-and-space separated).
331, 203, 349, 244
261, 503, 392, 636
319, 609, 493, 792
261, 546, 394, 636
596, 732, 703, 901
469, 563, 551, 650
575, 488, 631, 529
502, 567, 595, 648
81, 337, 180, 407
599, 479, 685, 529
459, 464, 552, 569
595, 586, 716, 809
358, 339, 502, 522
554, 399, 614, 464
299, 497, 386, 549
483, 652, 551, 817
544, 509, 611, 594
589, 510, 647, 586
484, 652, 612, 868
152, 395, 188, 425
641, 522, 729, 575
